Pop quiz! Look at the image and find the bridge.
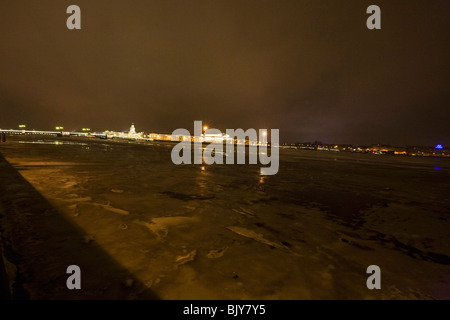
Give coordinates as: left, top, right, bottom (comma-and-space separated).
0, 129, 107, 139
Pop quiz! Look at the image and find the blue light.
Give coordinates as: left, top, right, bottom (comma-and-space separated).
435, 144, 443, 149
434, 167, 442, 170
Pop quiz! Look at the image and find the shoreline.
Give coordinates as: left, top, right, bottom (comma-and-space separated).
2, 133, 448, 160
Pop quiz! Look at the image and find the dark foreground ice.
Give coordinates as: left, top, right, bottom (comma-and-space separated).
0, 135, 449, 299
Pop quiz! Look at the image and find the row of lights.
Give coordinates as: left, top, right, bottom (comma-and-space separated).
202, 125, 267, 137
15, 124, 270, 140
18, 125, 91, 132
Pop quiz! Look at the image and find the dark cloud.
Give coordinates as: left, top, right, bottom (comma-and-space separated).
0, 0, 449, 146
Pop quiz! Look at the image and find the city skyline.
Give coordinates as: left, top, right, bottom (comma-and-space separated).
1, 121, 447, 149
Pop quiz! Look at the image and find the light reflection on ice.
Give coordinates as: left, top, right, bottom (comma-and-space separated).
18, 140, 88, 146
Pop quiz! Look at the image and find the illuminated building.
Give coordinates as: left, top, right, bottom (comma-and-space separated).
129, 123, 136, 135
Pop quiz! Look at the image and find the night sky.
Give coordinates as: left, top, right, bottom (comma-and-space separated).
0, 1, 449, 146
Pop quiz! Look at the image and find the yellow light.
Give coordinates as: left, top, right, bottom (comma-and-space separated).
203, 126, 208, 131
262, 131, 267, 136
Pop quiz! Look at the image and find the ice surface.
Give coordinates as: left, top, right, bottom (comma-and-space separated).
0, 135, 449, 299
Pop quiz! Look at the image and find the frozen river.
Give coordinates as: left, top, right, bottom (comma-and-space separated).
0, 135, 449, 299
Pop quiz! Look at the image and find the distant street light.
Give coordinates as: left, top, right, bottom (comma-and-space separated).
55, 126, 64, 131
261, 131, 268, 146
18, 124, 26, 128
